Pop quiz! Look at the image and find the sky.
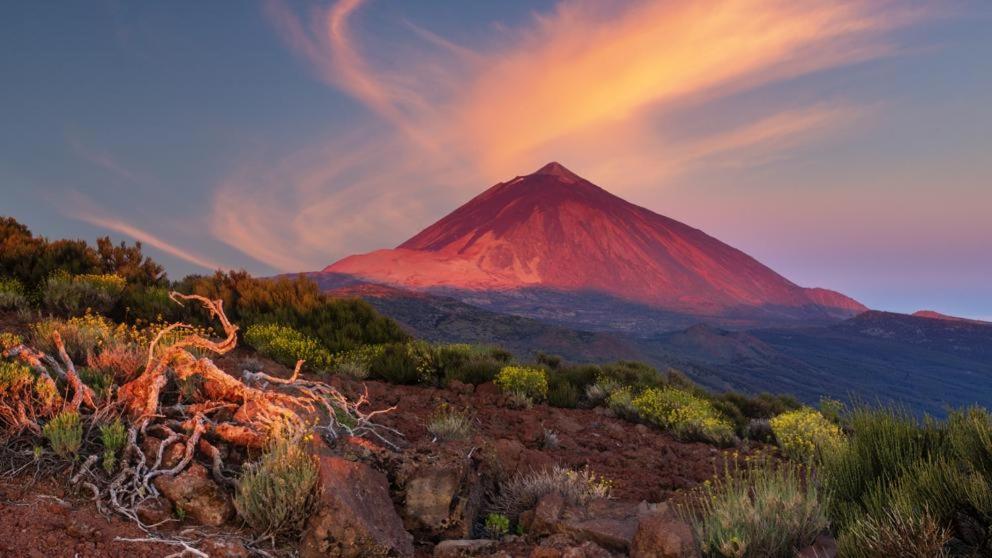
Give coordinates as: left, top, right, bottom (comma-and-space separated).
1, 1, 990, 319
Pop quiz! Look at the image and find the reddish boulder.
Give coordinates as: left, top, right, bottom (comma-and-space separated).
300, 454, 414, 558
629, 512, 699, 558
153, 463, 234, 526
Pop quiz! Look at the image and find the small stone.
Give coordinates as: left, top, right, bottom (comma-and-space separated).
432, 539, 497, 557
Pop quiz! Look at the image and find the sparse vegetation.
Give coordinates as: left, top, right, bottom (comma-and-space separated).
41, 272, 125, 316
234, 435, 321, 540
632, 386, 735, 445
43, 410, 83, 459
679, 461, 827, 558
100, 418, 127, 473
837, 507, 950, 558
426, 403, 473, 441
484, 512, 510, 539
0, 277, 28, 310
491, 466, 611, 521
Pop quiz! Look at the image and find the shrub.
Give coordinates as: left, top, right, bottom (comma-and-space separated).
41, 272, 124, 316
30, 313, 120, 362
178, 271, 408, 353
491, 466, 611, 521
484, 513, 510, 539
437, 344, 506, 386
605, 385, 638, 419
426, 403, 473, 441
79, 367, 115, 399
547, 377, 579, 408
0, 331, 23, 351
632, 387, 735, 445
244, 323, 333, 372
100, 418, 127, 473
0, 360, 33, 392
234, 436, 320, 540
87, 342, 145, 383
818, 407, 934, 530
506, 391, 533, 410
0, 277, 28, 310
119, 285, 178, 323
367, 342, 421, 384
819, 396, 845, 424
43, 410, 83, 459
769, 407, 844, 462
332, 344, 384, 379
678, 461, 827, 558
494, 366, 548, 401
837, 508, 950, 558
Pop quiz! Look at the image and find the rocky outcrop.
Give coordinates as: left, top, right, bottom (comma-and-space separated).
300, 453, 414, 558
395, 445, 485, 540
152, 462, 234, 527
432, 539, 498, 557
519, 496, 696, 556
629, 511, 700, 558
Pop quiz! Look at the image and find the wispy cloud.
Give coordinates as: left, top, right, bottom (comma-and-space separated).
71, 204, 225, 272
216, 0, 925, 271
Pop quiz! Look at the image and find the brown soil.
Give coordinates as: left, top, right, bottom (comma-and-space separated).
0, 476, 169, 558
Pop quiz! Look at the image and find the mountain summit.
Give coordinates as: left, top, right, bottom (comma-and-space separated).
323, 162, 865, 320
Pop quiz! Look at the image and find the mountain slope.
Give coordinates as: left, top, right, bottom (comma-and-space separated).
324, 162, 864, 325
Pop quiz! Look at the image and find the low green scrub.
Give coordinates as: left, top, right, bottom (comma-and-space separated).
0, 277, 28, 310
484, 512, 510, 538
30, 313, 122, 362
770, 407, 844, 461
243, 323, 333, 372
100, 418, 127, 473
43, 410, 83, 459
632, 386, 735, 445
837, 508, 950, 558
234, 436, 320, 540
679, 461, 827, 558
42, 272, 125, 316
494, 365, 548, 402
547, 377, 580, 408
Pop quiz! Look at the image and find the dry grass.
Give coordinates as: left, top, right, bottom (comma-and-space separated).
491, 466, 611, 521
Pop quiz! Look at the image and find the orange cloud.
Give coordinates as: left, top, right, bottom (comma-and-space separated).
218, 0, 924, 271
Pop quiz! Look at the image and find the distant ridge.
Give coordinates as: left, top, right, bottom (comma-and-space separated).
913, 310, 991, 325
322, 162, 865, 323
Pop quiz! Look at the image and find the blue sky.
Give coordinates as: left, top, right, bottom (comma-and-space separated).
1, 1, 990, 319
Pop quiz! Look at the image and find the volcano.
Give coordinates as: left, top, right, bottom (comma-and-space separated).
321, 162, 865, 325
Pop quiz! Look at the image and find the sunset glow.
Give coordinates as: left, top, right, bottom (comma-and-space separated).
1, 1, 990, 318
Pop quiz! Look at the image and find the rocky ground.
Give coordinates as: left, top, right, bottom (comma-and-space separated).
0, 345, 782, 557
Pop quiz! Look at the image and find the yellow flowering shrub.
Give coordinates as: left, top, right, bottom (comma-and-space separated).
495, 365, 548, 401
770, 407, 844, 461
632, 387, 735, 444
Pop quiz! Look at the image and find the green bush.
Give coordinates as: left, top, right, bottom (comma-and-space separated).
0, 331, 23, 351
817, 407, 935, 530
367, 342, 422, 384
41, 272, 125, 316
244, 323, 333, 372
632, 387, 735, 445
678, 461, 827, 558
484, 512, 510, 539
494, 365, 548, 401
439, 344, 505, 386
605, 385, 638, 419
837, 508, 950, 558
178, 271, 408, 353
0, 360, 33, 392
547, 377, 579, 408
332, 344, 384, 379
0, 277, 28, 310
79, 367, 115, 399
100, 418, 127, 473
769, 407, 844, 462
43, 410, 83, 459
234, 436, 320, 540
31, 313, 121, 361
